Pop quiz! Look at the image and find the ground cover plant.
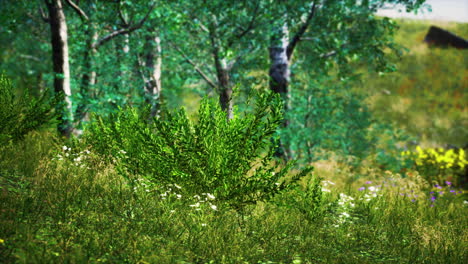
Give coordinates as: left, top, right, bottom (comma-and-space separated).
1, 4, 468, 264
1, 87, 467, 263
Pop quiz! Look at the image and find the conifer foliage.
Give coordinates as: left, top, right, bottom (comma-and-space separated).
85, 91, 313, 209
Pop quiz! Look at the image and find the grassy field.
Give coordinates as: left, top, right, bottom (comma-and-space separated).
1, 19, 467, 263
362, 19, 468, 147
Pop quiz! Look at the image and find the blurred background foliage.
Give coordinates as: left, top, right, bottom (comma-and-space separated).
0, 0, 466, 168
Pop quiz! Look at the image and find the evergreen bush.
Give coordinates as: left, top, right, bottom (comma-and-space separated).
84, 91, 313, 209
0, 75, 56, 144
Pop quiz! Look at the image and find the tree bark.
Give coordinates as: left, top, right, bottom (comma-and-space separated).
268, 3, 317, 159
45, 0, 73, 137
75, 24, 98, 131
209, 22, 233, 120
143, 32, 163, 118
215, 58, 233, 120
269, 23, 291, 159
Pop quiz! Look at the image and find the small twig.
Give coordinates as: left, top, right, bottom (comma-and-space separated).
64, 0, 89, 21
19, 54, 41, 62
287, 0, 317, 59
118, 0, 129, 27
226, 0, 261, 49
171, 43, 217, 89
92, 2, 155, 49
38, 6, 50, 23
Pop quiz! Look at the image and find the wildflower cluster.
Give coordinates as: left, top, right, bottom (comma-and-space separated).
334, 193, 356, 225
357, 181, 381, 201
189, 193, 218, 212
149, 182, 218, 212
54, 145, 91, 168
357, 176, 465, 207
427, 181, 463, 207
401, 146, 467, 185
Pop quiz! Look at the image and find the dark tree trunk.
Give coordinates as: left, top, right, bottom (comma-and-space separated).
215, 59, 233, 120
45, 0, 73, 137
208, 21, 233, 120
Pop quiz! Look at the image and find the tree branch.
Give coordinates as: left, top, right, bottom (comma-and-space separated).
118, 0, 129, 27
226, 0, 261, 49
38, 6, 49, 23
64, 0, 89, 21
286, 1, 317, 59
19, 54, 41, 62
318, 43, 349, 59
171, 43, 217, 89
92, 2, 155, 49
226, 44, 254, 70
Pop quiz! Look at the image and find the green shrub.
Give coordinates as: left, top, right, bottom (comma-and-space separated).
0, 75, 56, 144
274, 175, 337, 222
84, 91, 313, 209
402, 146, 467, 186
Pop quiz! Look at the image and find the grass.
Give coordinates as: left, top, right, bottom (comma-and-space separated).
1, 132, 467, 263
1, 19, 468, 263
362, 19, 468, 147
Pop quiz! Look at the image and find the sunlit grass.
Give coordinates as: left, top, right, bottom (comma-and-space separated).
362, 19, 468, 147
1, 131, 467, 263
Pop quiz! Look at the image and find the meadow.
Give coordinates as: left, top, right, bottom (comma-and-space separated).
1, 19, 467, 263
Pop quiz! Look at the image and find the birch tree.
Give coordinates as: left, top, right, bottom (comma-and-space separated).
44, 0, 73, 137
63, 0, 155, 130
267, 0, 426, 159
171, 0, 267, 120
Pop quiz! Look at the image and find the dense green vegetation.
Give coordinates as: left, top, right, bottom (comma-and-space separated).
1, 0, 467, 262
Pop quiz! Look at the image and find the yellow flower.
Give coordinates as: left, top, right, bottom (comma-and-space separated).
0, 239, 4, 244
459, 162, 466, 169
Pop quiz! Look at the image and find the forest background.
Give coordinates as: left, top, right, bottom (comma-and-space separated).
0, 0, 467, 263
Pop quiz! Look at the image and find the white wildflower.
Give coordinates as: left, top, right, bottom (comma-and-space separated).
205, 193, 215, 200
189, 202, 200, 208
209, 203, 217, 211
323, 180, 336, 186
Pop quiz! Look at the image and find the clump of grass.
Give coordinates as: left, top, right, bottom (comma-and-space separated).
1, 130, 467, 263
362, 19, 468, 147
